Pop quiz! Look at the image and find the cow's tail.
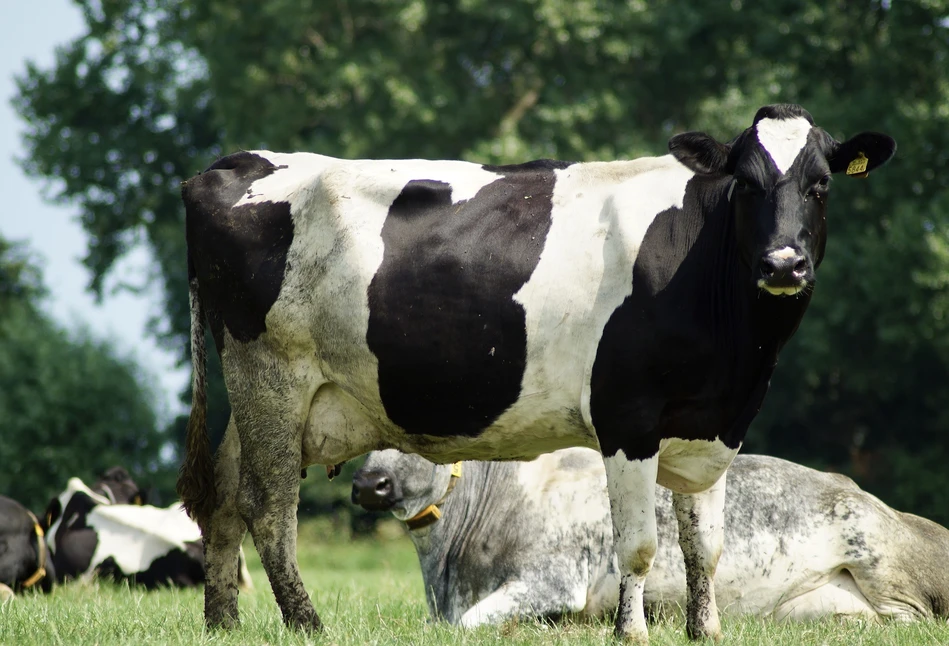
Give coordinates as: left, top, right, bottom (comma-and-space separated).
177, 254, 217, 532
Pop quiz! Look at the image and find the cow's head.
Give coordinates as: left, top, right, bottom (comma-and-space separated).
351, 450, 454, 522
669, 104, 896, 297
92, 466, 146, 505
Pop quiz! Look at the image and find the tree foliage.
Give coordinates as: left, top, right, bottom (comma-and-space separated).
13, 0, 949, 521
0, 236, 170, 512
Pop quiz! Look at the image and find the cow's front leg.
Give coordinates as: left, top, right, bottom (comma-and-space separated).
603, 451, 659, 644
672, 471, 727, 642
458, 570, 587, 627
204, 416, 247, 629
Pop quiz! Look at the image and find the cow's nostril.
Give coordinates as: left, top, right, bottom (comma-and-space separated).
375, 478, 391, 495
760, 258, 777, 277
793, 258, 807, 274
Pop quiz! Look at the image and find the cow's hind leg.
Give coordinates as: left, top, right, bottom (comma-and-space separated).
603, 451, 659, 644
204, 416, 247, 629
234, 397, 320, 632
672, 472, 727, 642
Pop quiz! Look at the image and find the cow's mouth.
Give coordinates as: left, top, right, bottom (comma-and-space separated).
757, 279, 807, 297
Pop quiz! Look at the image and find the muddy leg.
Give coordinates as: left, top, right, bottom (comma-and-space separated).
236, 410, 320, 632
672, 471, 727, 642
204, 416, 247, 629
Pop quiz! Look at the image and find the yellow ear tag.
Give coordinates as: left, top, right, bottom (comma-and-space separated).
450, 462, 463, 478
846, 152, 869, 177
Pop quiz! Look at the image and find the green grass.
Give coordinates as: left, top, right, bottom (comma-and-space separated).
4, 520, 949, 645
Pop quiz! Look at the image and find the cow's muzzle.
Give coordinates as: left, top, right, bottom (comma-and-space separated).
351, 469, 400, 511
757, 247, 809, 296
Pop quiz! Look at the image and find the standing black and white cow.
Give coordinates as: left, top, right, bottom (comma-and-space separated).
354, 449, 949, 625
0, 495, 55, 595
178, 104, 895, 642
45, 477, 252, 590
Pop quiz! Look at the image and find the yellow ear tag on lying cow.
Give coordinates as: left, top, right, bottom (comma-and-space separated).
451, 462, 463, 478
846, 152, 869, 178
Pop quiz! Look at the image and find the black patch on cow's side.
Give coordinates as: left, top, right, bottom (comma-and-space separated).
591, 176, 811, 460
127, 542, 206, 590
183, 151, 294, 350
367, 161, 571, 437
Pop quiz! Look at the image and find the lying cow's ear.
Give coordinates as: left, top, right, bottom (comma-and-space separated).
44, 498, 61, 531
669, 132, 732, 175
828, 132, 897, 177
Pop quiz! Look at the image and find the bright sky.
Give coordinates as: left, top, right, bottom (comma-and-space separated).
0, 1, 188, 425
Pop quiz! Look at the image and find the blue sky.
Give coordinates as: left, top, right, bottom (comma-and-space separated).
0, 0, 188, 424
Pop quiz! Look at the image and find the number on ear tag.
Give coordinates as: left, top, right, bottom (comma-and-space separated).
846, 152, 869, 176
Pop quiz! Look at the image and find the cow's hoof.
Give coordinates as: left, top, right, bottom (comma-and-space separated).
284, 610, 323, 633
206, 616, 240, 631
686, 618, 723, 642
686, 626, 723, 642
613, 626, 649, 644
0, 583, 14, 604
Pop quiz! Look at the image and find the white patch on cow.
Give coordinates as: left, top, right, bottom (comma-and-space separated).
772, 246, 798, 260
239, 153, 500, 209
47, 478, 113, 554
755, 117, 812, 175
83, 503, 200, 580
656, 437, 740, 494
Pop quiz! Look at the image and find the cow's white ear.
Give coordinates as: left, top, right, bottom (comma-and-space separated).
669, 132, 732, 175
828, 132, 897, 177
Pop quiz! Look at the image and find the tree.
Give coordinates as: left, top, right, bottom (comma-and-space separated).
14, 0, 949, 522
0, 236, 171, 511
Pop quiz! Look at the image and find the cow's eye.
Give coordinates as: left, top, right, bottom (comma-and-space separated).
810, 175, 831, 194
735, 177, 750, 191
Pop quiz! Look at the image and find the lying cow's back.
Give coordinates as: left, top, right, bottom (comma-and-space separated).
651, 454, 949, 620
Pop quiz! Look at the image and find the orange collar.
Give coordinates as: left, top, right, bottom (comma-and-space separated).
405, 462, 462, 531
21, 511, 46, 589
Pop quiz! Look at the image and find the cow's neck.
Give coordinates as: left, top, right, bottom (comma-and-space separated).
405, 461, 521, 622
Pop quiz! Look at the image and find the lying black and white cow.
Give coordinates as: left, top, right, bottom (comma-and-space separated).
45, 477, 252, 590
178, 104, 895, 641
354, 449, 949, 625
0, 495, 55, 594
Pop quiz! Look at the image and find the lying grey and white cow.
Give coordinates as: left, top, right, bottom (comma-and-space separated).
354, 448, 949, 625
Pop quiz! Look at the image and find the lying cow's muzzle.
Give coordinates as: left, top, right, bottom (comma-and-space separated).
756, 246, 810, 296
351, 469, 400, 511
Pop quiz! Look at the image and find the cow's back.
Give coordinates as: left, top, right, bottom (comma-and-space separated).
185, 151, 695, 465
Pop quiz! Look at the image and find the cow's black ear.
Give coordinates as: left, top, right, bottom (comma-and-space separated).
669, 132, 731, 175
44, 498, 61, 531
828, 132, 897, 177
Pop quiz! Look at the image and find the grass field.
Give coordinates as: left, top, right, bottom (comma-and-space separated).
3, 520, 949, 645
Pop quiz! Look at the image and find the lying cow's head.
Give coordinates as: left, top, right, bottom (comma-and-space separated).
669, 104, 896, 297
91, 466, 146, 505
352, 450, 454, 522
